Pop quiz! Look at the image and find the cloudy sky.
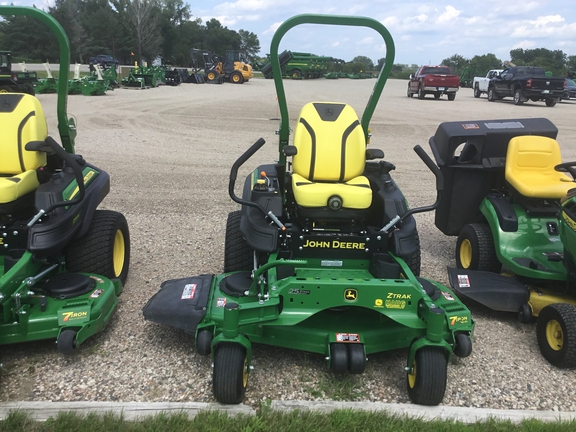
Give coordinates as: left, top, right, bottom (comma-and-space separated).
8, 0, 576, 65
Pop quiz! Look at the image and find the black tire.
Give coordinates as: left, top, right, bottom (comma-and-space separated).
487, 86, 495, 102
417, 86, 425, 99
407, 86, 413, 98
545, 98, 557, 107
406, 346, 447, 406
447, 93, 456, 101
25, 84, 35, 95
455, 223, 501, 273
536, 303, 576, 368
291, 69, 302, 79
513, 88, 524, 105
207, 70, 217, 82
196, 329, 213, 356
57, 330, 77, 355
65, 210, 130, 285
434, 93, 440, 99
473, 84, 481, 98
347, 344, 366, 374
230, 71, 244, 84
224, 210, 254, 273
330, 343, 348, 374
406, 229, 421, 277
453, 332, 472, 358
518, 303, 533, 324
213, 343, 248, 404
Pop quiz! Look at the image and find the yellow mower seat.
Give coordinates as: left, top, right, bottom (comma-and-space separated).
0, 93, 47, 204
505, 135, 574, 199
291, 102, 371, 209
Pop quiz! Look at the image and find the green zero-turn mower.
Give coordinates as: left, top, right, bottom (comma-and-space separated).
143, 14, 474, 406
0, 6, 130, 354
429, 117, 576, 367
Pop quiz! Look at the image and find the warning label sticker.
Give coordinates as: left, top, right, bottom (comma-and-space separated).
457, 275, 470, 288
335, 333, 361, 343
181, 284, 197, 300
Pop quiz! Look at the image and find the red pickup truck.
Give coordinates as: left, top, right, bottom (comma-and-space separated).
407, 65, 460, 100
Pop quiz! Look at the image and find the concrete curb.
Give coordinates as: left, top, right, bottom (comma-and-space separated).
271, 400, 576, 423
0, 401, 574, 424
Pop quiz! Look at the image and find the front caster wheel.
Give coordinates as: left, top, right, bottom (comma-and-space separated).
407, 347, 447, 406
57, 330, 77, 355
536, 303, 576, 368
213, 343, 248, 404
196, 329, 213, 356
453, 332, 473, 358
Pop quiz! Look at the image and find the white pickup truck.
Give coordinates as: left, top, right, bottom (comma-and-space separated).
473, 69, 503, 98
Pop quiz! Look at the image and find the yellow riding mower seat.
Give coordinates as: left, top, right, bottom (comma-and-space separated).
505, 135, 574, 200
0, 93, 48, 213
288, 102, 381, 218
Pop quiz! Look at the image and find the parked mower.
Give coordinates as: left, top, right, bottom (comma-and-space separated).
0, 6, 130, 354
143, 14, 474, 406
429, 117, 576, 367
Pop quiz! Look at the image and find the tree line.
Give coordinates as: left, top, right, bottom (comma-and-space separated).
0, 0, 260, 67
368, 48, 576, 80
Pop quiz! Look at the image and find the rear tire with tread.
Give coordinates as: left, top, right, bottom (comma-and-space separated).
65, 210, 130, 285
224, 210, 254, 272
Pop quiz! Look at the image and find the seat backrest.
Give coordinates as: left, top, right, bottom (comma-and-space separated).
292, 102, 365, 182
0, 93, 48, 175
505, 135, 574, 199
505, 135, 562, 180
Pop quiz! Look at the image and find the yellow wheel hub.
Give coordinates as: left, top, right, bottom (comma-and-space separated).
407, 360, 417, 389
113, 229, 125, 277
232, 74, 240, 82
459, 239, 472, 268
0, 88, 8, 93
208, 72, 215, 80
242, 357, 248, 387
545, 319, 564, 351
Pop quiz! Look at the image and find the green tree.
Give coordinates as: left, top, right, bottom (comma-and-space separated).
510, 47, 567, 75
469, 53, 502, 75
351, 55, 374, 71
238, 29, 260, 63
440, 54, 469, 75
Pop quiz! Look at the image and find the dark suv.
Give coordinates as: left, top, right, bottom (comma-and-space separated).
89, 54, 119, 70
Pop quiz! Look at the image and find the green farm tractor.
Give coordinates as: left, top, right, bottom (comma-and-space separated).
0, 6, 130, 354
429, 118, 576, 367
144, 14, 474, 406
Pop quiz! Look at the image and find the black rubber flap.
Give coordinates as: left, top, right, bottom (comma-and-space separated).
44, 273, 96, 299
447, 267, 529, 312
142, 274, 213, 333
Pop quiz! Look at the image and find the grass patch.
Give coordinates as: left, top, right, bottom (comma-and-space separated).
1, 408, 575, 432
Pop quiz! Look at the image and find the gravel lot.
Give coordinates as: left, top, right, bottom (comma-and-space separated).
1, 78, 576, 411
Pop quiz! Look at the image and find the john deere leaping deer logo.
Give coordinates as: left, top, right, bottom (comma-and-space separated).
344, 289, 358, 301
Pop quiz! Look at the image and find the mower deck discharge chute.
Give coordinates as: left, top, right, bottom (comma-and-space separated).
0, 6, 130, 354
429, 118, 576, 367
144, 14, 474, 406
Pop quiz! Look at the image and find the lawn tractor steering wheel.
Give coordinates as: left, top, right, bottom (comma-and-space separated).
554, 162, 576, 180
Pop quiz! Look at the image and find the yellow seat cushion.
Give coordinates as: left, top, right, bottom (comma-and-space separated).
292, 173, 372, 209
291, 102, 371, 209
505, 135, 574, 199
0, 171, 41, 204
